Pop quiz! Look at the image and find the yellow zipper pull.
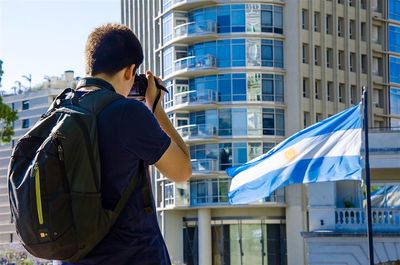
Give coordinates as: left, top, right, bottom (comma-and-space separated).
35, 164, 44, 225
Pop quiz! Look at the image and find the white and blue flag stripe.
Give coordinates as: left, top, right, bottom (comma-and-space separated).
227, 103, 362, 204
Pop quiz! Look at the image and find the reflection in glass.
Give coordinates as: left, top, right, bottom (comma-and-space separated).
246, 39, 261, 66
246, 3, 261, 32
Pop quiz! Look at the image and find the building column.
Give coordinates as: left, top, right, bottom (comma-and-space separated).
198, 208, 212, 265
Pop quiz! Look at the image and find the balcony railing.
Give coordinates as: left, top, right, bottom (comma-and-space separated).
176, 124, 218, 138
174, 54, 217, 72
173, 89, 217, 106
191, 158, 218, 172
335, 208, 400, 231
174, 20, 217, 39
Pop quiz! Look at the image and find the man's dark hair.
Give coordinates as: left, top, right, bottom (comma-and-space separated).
85, 23, 143, 76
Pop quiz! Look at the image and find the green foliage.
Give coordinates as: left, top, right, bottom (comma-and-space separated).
0, 95, 18, 143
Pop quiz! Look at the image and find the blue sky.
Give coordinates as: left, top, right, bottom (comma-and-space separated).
0, 0, 120, 92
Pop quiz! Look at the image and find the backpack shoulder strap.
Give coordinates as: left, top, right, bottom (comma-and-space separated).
77, 89, 123, 115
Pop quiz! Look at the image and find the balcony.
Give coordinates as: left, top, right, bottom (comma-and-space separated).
162, 0, 218, 13
335, 208, 400, 232
173, 20, 218, 44
176, 124, 218, 140
165, 89, 217, 111
168, 54, 218, 79
191, 158, 218, 173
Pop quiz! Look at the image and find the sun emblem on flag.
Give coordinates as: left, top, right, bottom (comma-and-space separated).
284, 148, 297, 161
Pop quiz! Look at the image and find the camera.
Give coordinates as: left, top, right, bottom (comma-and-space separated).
129, 74, 168, 97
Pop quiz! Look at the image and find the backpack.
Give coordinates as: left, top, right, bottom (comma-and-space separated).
7, 78, 145, 262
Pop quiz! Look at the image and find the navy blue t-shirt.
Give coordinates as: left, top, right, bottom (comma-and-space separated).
62, 95, 171, 265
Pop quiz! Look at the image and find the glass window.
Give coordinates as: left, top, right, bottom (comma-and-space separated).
22, 119, 29, 129
261, 8, 273, 32
22, 100, 29, 110
262, 108, 275, 135
232, 109, 247, 136
274, 41, 284, 67
248, 142, 262, 160
275, 75, 284, 102
162, 13, 173, 44
246, 39, 261, 66
389, 25, 400, 53
163, 47, 173, 77
246, 3, 261, 32
276, 109, 285, 136
231, 5, 245, 32
261, 41, 273, 67
390, 56, 400, 84
232, 40, 246, 67
217, 5, 231, 33
217, 40, 231, 67
218, 109, 232, 136
274, 6, 283, 34
262, 75, 274, 101
247, 108, 262, 135
389, 0, 400, 21
219, 143, 232, 170
390, 88, 400, 115
232, 73, 246, 101
247, 73, 261, 101
233, 142, 247, 165
218, 74, 232, 101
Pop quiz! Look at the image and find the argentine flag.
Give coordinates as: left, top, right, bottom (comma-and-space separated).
227, 103, 362, 204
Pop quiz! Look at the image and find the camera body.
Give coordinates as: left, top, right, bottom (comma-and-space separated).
129, 74, 168, 97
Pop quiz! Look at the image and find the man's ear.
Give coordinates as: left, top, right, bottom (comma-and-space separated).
123, 64, 136, 81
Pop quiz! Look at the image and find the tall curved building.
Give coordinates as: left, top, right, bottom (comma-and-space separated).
121, 0, 400, 264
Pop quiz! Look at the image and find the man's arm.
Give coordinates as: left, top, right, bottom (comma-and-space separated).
145, 71, 192, 182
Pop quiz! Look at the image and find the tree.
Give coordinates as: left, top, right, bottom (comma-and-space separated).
0, 60, 18, 143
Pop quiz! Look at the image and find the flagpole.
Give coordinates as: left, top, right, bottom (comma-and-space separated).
362, 87, 374, 265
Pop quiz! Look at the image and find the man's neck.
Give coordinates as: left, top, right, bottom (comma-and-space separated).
91, 74, 125, 96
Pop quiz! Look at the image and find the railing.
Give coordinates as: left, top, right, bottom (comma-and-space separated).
335, 208, 400, 231
173, 89, 217, 106
174, 54, 217, 72
191, 159, 218, 172
174, 20, 217, 38
176, 124, 218, 138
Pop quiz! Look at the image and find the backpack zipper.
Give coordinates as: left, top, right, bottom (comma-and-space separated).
34, 164, 44, 225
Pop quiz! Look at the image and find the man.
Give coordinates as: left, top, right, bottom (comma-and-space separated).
59, 23, 191, 264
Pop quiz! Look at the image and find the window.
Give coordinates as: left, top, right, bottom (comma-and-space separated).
302, 43, 309, 64
326, 14, 333, 34
232, 73, 246, 101
316, 113, 323, 122
302, 9, 309, 30
349, 20, 356, 40
361, 54, 368, 74
389, 25, 400, 53
361, 22, 367, 41
260, 40, 283, 68
349, 0, 355, 7
304, 112, 310, 128
219, 143, 232, 170
361, 0, 367, 9
314, 12, 320, 32
338, 17, 344, 37
262, 108, 284, 136
338, 0, 344, 4
350, 52, 356, 72
389, 56, 400, 84
218, 109, 232, 136
389, 0, 400, 21
315, 80, 322, 100
373, 88, 384, 108
373, 57, 383, 76
232, 109, 247, 136
163, 47, 173, 77
262, 74, 284, 102
372, 0, 383, 13
231, 4, 245, 32
162, 13, 173, 44
261, 5, 283, 34
327, 81, 334, 102
351, 85, 357, 104
303, 78, 310, 98
217, 5, 231, 33
326, 48, 333, 68
22, 100, 29, 110
22, 119, 29, 129
372, 25, 382, 44
232, 39, 246, 66
314, 46, 321, 66
339, 83, 346, 103
338, 50, 345, 70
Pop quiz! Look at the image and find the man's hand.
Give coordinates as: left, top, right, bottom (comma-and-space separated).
145, 70, 165, 112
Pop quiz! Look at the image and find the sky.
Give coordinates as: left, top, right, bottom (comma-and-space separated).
0, 0, 120, 92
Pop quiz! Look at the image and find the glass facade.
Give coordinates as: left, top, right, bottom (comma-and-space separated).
388, 0, 400, 127
188, 4, 283, 34
184, 222, 287, 265
186, 39, 283, 69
